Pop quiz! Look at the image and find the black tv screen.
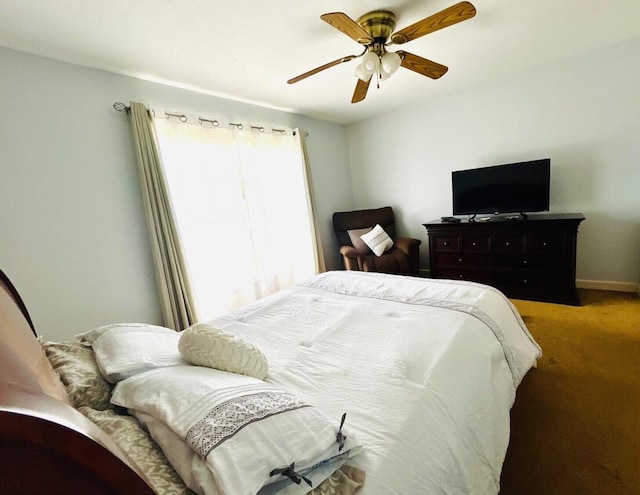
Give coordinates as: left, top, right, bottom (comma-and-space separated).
452, 159, 550, 216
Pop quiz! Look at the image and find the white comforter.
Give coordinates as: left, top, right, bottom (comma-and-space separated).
209, 271, 541, 495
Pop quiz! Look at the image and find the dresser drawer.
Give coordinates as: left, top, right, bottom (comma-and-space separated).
495, 269, 566, 289
497, 253, 568, 270
526, 234, 566, 253
492, 235, 524, 252
437, 267, 493, 284
434, 237, 460, 251
437, 253, 491, 267
461, 236, 489, 252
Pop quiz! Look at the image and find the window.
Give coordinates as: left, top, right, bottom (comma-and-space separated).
154, 117, 317, 321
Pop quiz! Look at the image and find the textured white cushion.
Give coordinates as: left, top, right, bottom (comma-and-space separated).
178, 323, 268, 380
360, 224, 394, 257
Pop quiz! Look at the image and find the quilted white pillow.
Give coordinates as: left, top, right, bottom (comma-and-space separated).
360, 224, 394, 257
178, 323, 268, 380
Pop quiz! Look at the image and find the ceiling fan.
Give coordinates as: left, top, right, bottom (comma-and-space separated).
287, 2, 476, 103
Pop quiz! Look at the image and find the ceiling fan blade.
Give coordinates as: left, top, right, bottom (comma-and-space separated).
287, 55, 357, 84
391, 1, 476, 44
321, 12, 373, 44
397, 51, 449, 79
351, 76, 371, 104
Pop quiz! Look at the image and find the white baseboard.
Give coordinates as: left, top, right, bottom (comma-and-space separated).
576, 279, 639, 293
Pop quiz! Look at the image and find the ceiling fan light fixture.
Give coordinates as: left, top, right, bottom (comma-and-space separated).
378, 65, 391, 81
355, 63, 372, 82
361, 51, 379, 72
381, 51, 402, 74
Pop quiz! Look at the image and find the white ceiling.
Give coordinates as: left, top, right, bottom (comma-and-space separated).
1, 0, 639, 125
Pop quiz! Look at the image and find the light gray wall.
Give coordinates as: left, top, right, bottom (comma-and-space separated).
346, 37, 640, 287
0, 47, 353, 341
3, 37, 639, 341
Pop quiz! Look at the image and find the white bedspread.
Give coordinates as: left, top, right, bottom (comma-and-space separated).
209, 271, 541, 495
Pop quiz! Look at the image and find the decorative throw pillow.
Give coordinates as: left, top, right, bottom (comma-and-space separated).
78, 323, 186, 383
360, 224, 394, 257
347, 227, 373, 253
43, 341, 113, 410
178, 323, 268, 380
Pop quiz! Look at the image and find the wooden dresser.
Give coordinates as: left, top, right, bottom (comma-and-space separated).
423, 213, 585, 305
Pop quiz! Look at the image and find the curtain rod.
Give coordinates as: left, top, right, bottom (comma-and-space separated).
113, 102, 130, 113
112, 102, 308, 136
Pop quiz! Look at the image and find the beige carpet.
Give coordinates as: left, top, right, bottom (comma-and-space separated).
499, 289, 640, 495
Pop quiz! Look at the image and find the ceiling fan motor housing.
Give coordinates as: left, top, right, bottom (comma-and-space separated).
356, 10, 397, 42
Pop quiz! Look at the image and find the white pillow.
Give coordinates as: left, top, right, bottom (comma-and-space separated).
78, 323, 186, 383
76, 322, 169, 345
360, 224, 393, 257
179, 323, 268, 380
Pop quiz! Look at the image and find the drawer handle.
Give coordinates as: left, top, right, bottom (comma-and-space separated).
523, 260, 527, 265
505, 242, 510, 246
459, 275, 463, 279
472, 242, 477, 246
523, 279, 528, 284
543, 242, 547, 247
458, 258, 463, 263
444, 241, 449, 246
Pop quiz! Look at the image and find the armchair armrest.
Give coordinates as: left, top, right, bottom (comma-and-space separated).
339, 245, 361, 258
393, 237, 421, 256
393, 237, 422, 276
339, 245, 368, 271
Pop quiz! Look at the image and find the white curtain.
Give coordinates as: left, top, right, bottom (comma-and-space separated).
153, 113, 322, 322
128, 102, 199, 330
297, 130, 326, 274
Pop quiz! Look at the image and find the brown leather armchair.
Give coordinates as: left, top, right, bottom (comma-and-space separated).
332, 206, 421, 276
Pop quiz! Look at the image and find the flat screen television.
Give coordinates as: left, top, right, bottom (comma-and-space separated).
452, 158, 550, 216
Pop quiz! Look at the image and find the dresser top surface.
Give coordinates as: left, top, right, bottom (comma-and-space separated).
424, 213, 585, 228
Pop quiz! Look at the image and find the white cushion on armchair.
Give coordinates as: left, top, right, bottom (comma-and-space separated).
360, 224, 394, 257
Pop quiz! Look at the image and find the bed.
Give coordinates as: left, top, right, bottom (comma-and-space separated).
0, 268, 540, 494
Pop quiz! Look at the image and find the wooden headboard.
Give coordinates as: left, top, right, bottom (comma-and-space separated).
0, 269, 154, 494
